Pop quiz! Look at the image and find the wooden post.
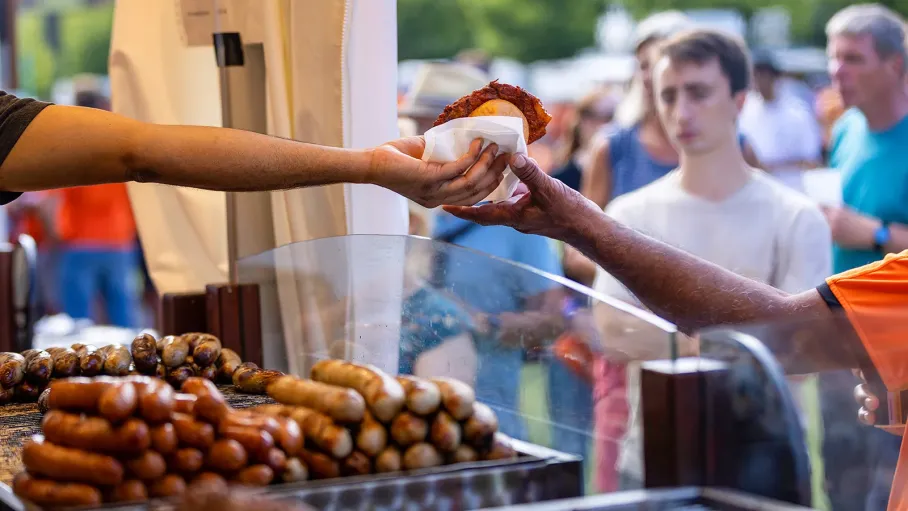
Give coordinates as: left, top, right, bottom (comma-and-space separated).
641, 357, 735, 489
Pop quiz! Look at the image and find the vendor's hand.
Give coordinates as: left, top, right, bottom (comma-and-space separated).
822, 205, 878, 249
442, 154, 600, 240
369, 137, 509, 208
853, 369, 881, 426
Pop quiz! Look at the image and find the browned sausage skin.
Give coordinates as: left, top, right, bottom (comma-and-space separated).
21, 435, 124, 486
13, 472, 102, 507
309, 360, 405, 422
47, 377, 138, 422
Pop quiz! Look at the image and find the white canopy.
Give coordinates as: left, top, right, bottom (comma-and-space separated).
110, 0, 406, 373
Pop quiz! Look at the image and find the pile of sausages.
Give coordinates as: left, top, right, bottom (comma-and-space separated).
259, 359, 517, 477
0, 333, 249, 406
11, 359, 518, 509
14, 375, 307, 508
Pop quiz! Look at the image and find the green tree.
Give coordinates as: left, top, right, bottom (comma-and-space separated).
15, 3, 113, 99
397, 0, 607, 63
458, 0, 607, 62
398, 0, 472, 60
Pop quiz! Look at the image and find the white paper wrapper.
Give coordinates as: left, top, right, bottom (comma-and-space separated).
422, 116, 527, 204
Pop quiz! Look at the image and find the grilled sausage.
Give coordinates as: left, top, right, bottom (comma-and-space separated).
232, 465, 273, 486
233, 364, 284, 394
266, 375, 365, 422
189, 334, 222, 368
47, 377, 138, 422
124, 451, 167, 481
205, 439, 247, 473
181, 377, 228, 424
355, 410, 387, 457
464, 402, 499, 446
148, 474, 186, 498
390, 412, 428, 447
0, 352, 26, 387
77, 345, 105, 377
167, 365, 195, 389
24, 350, 53, 384
432, 377, 475, 420
150, 423, 178, 455
310, 360, 405, 422
396, 375, 441, 415
12, 472, 102, 508
374, 446, 402, 473
22, 435, 124, 486
131, 334, 160, 375
161, 336, 190, 368
429, 411, 461, 452
215, 348, 242, 383
168, 448, 205, 476
100, 344, 132, 376
402, 443, 443, 470
107, 479, 148, 503
42, 410, 150, 455
172, 413, 215, 450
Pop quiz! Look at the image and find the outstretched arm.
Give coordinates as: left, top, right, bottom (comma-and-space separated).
445, 154, 832, 335
563, 209, 829, 333
0, 100, 508, 207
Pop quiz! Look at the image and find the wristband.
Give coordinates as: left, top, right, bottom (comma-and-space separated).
873, 221, 891, 253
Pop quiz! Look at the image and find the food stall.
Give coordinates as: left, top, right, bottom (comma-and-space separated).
0, 0, 889, 509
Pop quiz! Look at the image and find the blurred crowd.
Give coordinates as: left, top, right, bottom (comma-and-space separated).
398, 4, 906, 511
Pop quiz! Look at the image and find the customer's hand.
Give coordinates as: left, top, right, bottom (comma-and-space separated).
369, 137, 510, 208
442, 154, 599, 241
853, 369, 881, 426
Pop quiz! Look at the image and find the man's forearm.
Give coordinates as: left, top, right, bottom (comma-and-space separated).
562, 210, 825, 333
0, 105, 370, 192
130, 123, 370, 191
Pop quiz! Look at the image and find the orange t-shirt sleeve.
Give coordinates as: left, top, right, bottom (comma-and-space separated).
825, 249, 908, 392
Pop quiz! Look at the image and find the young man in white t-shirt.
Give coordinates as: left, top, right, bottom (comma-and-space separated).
592, 30, 832, 489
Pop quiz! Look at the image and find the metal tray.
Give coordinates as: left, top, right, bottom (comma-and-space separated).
0, 439, 582, 511
478, 487, 814, 510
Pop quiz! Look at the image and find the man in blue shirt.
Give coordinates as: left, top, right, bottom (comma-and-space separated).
819, 5, 908, 510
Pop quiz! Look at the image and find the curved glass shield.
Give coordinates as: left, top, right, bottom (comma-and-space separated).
236, 234, 678, 495
697, 307, 905, 510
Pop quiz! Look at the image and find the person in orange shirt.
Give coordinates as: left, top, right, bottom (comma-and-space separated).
54, 91, 140, 327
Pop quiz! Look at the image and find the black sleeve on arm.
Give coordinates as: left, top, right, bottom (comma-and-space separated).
0, 92, 53, 205
816, 282, 842, 310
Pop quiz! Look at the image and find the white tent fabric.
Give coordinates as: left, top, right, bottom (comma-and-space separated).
109, 0, 406, 374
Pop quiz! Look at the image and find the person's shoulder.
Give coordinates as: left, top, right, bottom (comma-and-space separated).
831, 108, 865, 137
